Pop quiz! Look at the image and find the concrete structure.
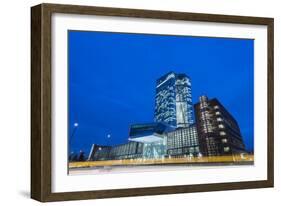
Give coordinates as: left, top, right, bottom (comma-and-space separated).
194, 95, 246, 156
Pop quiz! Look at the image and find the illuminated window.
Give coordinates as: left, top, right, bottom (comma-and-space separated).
222, 138, 228, 143
224, 147, 230, 152
214, 105, 219, 109
215, 111, 221, 115
217, 117, 223, 122
220, 131, 226, 136
218, 124, 224, 129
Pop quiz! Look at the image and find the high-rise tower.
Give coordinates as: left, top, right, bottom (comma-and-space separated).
154, 71, 193, 128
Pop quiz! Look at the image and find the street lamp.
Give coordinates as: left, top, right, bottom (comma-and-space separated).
69, 122, 79, 154
106, 134, 111, 146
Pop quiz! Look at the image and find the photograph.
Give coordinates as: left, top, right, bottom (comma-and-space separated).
30, 3, 274, 201
67, 30, 254, 175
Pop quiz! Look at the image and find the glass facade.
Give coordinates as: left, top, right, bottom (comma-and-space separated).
129, 122, 171, 138
154, 72, 193, 128
88, 142, 144, 161
128, 122, 172, 159
108, 141, 144, 160
88, 145, 112, 161
166, 124, 200, 157
89, 123, 201, 160
142, 140, 166, 159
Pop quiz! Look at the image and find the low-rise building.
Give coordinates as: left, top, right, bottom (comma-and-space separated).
166, 124, 200, 157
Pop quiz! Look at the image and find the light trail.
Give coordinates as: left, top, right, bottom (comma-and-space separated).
69, 155, 254, 169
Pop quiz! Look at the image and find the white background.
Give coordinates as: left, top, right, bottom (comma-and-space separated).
0, 0, 279, 205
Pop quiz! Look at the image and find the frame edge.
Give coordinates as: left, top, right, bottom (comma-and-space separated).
31, 4, 43, 202
41, 3, 273, 25
31, 3, 53, 202
267, 18, 274, 188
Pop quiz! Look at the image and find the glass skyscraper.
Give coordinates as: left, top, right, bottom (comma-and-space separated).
154, 71, 193, 128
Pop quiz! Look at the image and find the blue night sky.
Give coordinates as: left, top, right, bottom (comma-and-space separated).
68, 30, 254, 155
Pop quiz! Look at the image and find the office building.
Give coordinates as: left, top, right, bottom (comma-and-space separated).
166, 124, 200, 157
194, 96, 246, 156
109, 141, 144, 160
154, 72, 193, 128
88, 144, 111, 161
88, 142, 144, 161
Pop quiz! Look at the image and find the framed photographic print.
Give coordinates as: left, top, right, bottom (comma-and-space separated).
31, 3, 274, 202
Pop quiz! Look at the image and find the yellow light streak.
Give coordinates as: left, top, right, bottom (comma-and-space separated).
69, 155, 254, 169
